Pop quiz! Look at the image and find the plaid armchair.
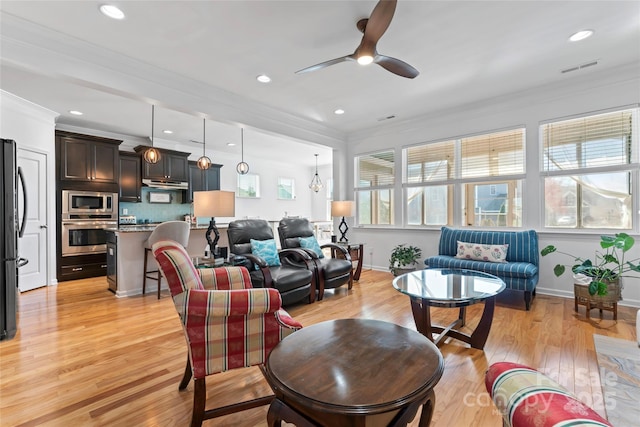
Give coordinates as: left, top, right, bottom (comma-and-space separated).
152, 239, 302, 427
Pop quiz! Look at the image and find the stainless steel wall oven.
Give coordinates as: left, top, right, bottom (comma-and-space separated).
61, 190, 117, 257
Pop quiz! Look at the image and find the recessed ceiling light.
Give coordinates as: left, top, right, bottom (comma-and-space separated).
334, 109, 345, 115
227, 142, 236, 147
69, 110, 83, 115
99, 5, 125, 20
162, 130, 173, 134
256, 74, 271, 83
569, 30, 594, 42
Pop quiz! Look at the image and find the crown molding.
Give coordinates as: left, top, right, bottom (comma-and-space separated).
0, 12, 346, 148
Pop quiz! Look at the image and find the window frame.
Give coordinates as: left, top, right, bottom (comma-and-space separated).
402, 127, 526, 228
540, 107, 639, 231
354, 150, 395, 226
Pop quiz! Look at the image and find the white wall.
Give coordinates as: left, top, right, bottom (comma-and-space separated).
0, 90, 59, 287
345, 64, 640, 307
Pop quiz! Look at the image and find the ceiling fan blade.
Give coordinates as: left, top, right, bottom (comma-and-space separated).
363, 0, 397, 45
375, 54, 419, 79
295, 55, 356, 74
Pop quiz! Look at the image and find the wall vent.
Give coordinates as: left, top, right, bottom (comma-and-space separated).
561, 60, 599, 74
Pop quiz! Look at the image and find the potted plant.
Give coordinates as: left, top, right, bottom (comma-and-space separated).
389, 244, 422, 276
541, 233, 640, 296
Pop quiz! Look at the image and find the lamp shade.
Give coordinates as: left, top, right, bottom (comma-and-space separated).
193, 191, 235, 218
331, 200, 355, 217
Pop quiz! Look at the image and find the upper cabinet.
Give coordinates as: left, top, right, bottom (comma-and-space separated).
134, 146, 190, 182
119, 152, 142, 202
56, 131, 122, 192
184, 161, 222, 203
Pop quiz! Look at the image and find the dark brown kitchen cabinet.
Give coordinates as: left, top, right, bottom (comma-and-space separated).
57, 131, 121, 188
119, 152, 141, 202
134, 146, 190, 182
184, 162, 222, 203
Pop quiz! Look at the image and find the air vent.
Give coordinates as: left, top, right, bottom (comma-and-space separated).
377, 115, 396, 122
561, 60, 599, 74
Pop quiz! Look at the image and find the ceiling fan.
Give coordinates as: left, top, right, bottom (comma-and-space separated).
295, 0, 419, 79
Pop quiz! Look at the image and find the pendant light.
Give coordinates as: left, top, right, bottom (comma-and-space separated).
236, 128, 250, 175
196, 118, 211, 170
143, 105, 160, 164
309, 154, 324, 192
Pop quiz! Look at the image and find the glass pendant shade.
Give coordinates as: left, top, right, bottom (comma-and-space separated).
236, 161, 249, 175
309, 154, 324, 192
143, 147, 160, 164
196, 118, 211, 170
144, 105, 161, 164
196, 155, 211, 170
236, 128, 250, 175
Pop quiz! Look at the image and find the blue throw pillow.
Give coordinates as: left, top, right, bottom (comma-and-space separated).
298, 236, 324, 258
250, 239, 281, 268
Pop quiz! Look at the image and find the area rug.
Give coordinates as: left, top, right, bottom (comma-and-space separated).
593, 334, 640, 427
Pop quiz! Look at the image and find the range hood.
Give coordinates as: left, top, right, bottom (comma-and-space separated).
142, 179, 188, 190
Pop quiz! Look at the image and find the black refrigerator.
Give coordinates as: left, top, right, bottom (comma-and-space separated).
1, 139, 28, 341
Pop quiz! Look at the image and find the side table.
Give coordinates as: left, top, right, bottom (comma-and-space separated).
332, 242, 364, 281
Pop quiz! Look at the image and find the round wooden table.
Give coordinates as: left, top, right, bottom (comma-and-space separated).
264, 318, 444, 427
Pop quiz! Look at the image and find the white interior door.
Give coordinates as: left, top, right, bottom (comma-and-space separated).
17, 148, 48, 292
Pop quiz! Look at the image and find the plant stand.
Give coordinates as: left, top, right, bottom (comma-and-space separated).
574, 282, 621, 320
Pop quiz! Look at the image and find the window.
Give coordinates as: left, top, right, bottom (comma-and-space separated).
237, 173, 260, 198
404, 128, 525, 227
277, 177, 295, 200
541, 108, 637, 229
355, 150, 394, 225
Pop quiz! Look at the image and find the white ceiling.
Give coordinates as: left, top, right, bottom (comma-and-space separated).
1, 1, 639, 166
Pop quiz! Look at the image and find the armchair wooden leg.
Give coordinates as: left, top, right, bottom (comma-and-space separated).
179, 356, 192, 390
157, 270, 162, 299
191, 378, 206, 427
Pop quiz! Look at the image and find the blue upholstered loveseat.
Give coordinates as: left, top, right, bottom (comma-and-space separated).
424, 227, 539, 310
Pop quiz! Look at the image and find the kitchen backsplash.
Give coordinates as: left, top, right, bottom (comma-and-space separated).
120, 188, 195, 224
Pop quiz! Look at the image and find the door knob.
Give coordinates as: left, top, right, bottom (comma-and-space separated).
40, 225, 48, 229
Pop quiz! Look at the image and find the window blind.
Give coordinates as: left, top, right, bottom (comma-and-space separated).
542, 109, 633, 171
356, 150, 395, 187
405, 140, 455, 183
460, 128, 525, 178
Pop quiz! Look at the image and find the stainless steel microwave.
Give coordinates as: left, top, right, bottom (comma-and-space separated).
62, 190, 118, 220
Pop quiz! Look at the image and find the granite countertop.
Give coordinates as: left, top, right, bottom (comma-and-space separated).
108, 223, 229, 233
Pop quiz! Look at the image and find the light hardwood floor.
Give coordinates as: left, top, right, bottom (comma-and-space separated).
1, 270, 636, 427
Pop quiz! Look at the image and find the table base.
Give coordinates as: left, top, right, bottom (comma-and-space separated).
410, 296, 497, 350
267, 389, 436, 427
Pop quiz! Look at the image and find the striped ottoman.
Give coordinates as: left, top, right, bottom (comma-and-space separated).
485, 362, 612, 427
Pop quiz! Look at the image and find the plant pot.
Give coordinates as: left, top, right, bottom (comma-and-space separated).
573, 278, 622, 320
392, 266, 417, 277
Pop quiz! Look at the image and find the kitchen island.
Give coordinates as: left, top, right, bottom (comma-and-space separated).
106, 223, 229, 297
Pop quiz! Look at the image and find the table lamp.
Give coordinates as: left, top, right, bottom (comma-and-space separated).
331, 200, 355, 242
193, 190, 235, 257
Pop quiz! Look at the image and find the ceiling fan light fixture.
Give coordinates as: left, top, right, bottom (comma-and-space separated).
144, 105, 160, 165
357, 55, 374, 65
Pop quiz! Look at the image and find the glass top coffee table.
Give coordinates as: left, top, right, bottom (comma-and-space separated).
393, 268, 505, 349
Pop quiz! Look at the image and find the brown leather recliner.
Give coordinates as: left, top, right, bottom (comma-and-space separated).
227, 219, 316, 306
278, 217, 353, 300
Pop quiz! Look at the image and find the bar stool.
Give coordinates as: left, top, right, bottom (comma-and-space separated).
142, 221, 190, 298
